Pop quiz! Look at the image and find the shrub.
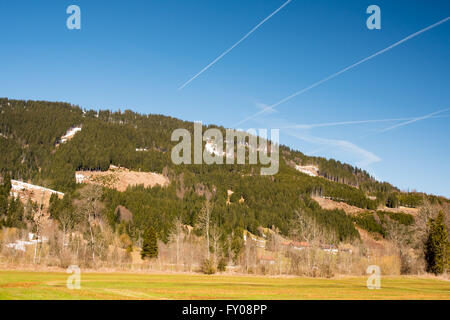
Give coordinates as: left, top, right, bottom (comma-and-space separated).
217, 257, 227, 272
200, 258, 216, 274
377, 211, 414, 226
353, 212, 384, 236
119, 233, 132, 249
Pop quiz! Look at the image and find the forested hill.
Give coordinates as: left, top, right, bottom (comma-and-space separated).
0, 98, 447, 243
0, 98, 392, 190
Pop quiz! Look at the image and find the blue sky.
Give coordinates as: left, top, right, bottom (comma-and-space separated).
0, 0, 449, 196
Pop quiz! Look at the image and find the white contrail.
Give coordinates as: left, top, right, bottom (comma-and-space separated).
178, 0, 292, 90
283, 130, 382, 167
379, 107, 450, 132
281, 118, 412, 129
234, 16, 450, 127
302, 108, 449, 156
280, 115, 450, 129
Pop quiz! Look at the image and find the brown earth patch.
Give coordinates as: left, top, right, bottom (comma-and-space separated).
76, 166, 169, 192
376, 206, 419, 216
356, 227, 386, 251
312, 196, 365, 215
312, 196, 419, 216
0, 282, 39, 288
10, 181, 63, 209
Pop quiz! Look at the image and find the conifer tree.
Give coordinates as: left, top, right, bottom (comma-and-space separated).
1, 173, 11, 196
386, 193, 399, 208
141, 226, 158, 259
425, 211, 449, 275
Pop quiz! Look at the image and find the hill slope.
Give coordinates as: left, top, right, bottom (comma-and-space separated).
0, 98, 447, 245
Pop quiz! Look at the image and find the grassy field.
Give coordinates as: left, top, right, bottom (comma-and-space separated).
0, 270, 449, 300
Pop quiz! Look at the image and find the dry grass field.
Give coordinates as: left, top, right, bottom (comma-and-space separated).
0, 270, 448, 300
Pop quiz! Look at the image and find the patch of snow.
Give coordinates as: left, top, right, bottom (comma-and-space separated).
11, 180, 64, 197
295, 165, 319, 177
322, 248, 339, 254
205, 140, 234, 159
6, 233, 48, 251
59, 126, 82, 144
75, 173, 86, 184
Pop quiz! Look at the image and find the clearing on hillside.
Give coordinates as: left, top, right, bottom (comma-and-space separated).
377, 205, 419, 216
10, 180, 64, 207
75, 165, 169, 192
312, 196, 365, 215
312, 196, 419, 216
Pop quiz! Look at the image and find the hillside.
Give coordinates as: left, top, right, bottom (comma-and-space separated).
0, 98, 449, 275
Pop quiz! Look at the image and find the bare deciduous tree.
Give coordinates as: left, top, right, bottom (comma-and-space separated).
292, 209, 326, 244
171, 216, 184, 267
196, 200, 213, 260
76, 185, 103, 265
210, 224, 222, 264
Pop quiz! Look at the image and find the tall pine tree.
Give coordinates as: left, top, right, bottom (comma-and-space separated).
141, 226, 158, 259
425, 211, 449, 275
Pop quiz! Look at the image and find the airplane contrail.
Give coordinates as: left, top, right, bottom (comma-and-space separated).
234, 16, 450, 127
281, 117, 412, 129
280, 115, 450, 129
178, 0, 292, 90
379, 107, 450, 132
302, 108, 450, 156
